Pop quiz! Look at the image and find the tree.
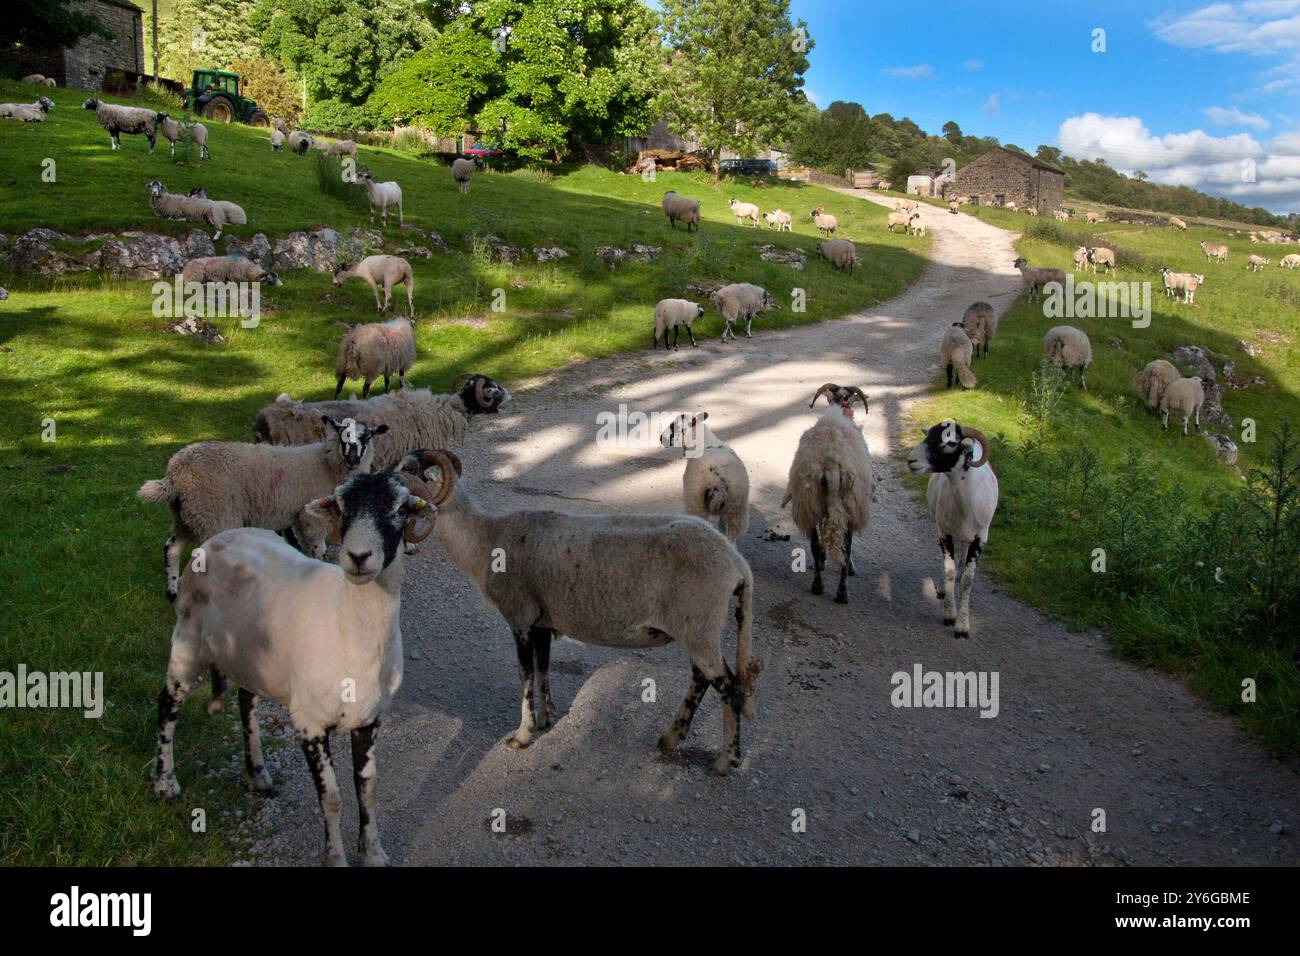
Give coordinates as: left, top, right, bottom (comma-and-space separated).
3, 0, 111, 50
1036, 145, 1062, 165
888, 153, 920, 188
789, 102, 877, 175
230, 56, 302, 123
826, 100, 866, 123
657, 0, 812, 173
156, 0, 261, 83
942, 120, 962, 145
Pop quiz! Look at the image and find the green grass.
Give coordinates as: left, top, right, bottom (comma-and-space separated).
0, 79, 928, 865
910, 209, 1300, 753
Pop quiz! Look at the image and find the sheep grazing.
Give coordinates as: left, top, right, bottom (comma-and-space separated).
22, 74, 56, 86
940, 325, 977, 388
83, 98, 157, 151
451, 157, 475, 194
1072, 246, 1090, 272
1247, 254, 1270, 272
152, 468, 449, 866
662, 191, 701, 231
137, 416, 387, 599
1138, 359, 1179, 412
712, 282, 779, 342
1085, 211, 1102, 224
764, 209, 793, 231
0, 96, 54, 122
180, 255, 281, 286
1170, 216, 1188, 230
1013, 257, 1066, 301
1087, 246, 1117, 275
1043, 325, 1092, 389
728, 198, 760, 227
335, 316, 417, 398
183, 187, 246, 240
287, 130, 315, 154
270, 128, 286, 151
400, 450, 761, 775
1161, 268, 1205, 304
157, 114, 210, 159
1160, 376, 1205, 435
781, 384, 872, 604
251, 372, 509, 468
660, 412, 751, 542
1281, 253, 1300, 269
957, 301, 997, 360
819, 238, 859, 274
810, 207, 838, 237
906, 420, 999, 640
333, 255, 414, 316
1053, 209, 1070, 222
653, 298, 704, 350
886, 210, 918, 234
1200, 241, 1228, 264
356, 171, 404, 228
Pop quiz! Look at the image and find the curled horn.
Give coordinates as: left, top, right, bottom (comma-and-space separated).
474, 376, 489, 409
395, 473, 436, 542
809, 383, 838, 408
961, 426, 990, 468
450, 372, 473, 392
847, 387, 870, 414
416, 450, 459, 504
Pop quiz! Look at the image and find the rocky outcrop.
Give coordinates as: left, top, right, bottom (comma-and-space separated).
594, 244, 662, 267
1168, 344, 1232, 429
756, 243, 805, 269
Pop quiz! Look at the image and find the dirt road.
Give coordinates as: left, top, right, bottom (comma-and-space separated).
241, 193, 1297, 866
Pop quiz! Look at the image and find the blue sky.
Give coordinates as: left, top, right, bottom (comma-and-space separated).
789, 0, 1300, 212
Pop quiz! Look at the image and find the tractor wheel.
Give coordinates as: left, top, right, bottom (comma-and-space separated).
203, 98, 235, 123
247, 109, 270, 128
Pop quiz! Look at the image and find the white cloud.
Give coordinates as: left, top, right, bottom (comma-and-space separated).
1204, 105, 1271, 129
982, 93, 1001, 116
881, 64, 935, 79
1149, 1, 1300, 56
804, 88, 824, 107
962, 58, 985, 70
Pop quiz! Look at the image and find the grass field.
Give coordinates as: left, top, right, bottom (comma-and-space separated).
0, 79, 928, 864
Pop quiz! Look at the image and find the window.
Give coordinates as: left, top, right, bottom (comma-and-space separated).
995, 194, 1006, 206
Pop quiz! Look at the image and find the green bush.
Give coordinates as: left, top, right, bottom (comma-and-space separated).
312, 151, 368, 212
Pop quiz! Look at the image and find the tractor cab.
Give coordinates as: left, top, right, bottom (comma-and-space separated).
184, 70, 270, 127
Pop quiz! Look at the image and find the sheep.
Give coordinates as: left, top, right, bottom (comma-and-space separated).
324, 139, 357, 158
764, 209, 793, 231
1281, 253, 1300, 269
948, 200, 959, 214
1170, 216, 1188, 230
1072, 246, 1090, 272
185, 188, 246, 236
960, 301, 998, 358
1043, 325, 1092, 388
152, 467, 449, 866
781, 384, 872, 604
190, 122, 209, 160
1053, 209, 1070, 222
1200, 241, 1228, 263
352, 171, 404, 229
905, 420, 999, 640
810, 207, 838, 237
1085, 211, 1102, 224
251, 372, 510, 467
82, 98, 157, 151
22, 74, 56, 86
712, 282, 779, 342
180, 255, 281, 286
156, 114, 210, 159
662, 191, 701, 231
287, 130, 315, 154
1004, 200, 1018, 211
451, 157, 475, 194
1013, 257, 1066, 301
728, 198, 760, 227
1160, 376, 1206, 435
940, 325, 977, 388
1138, 359, 1179, 412
1248, 254, 1270, 272
911, 220, 927, 238
886, 210, 917, 234
146, 181, 224, 235
0, 287, 7, 300
270, 128, 286, 151
1161, 268, 1205, 304
335, 316, 416, 398
137, 416, 387, 600
333, 255, 414, 316
659, 412, 751, 541
653, 298, 704, 350
0, 96, 54, 122
1087, 246, 1117, 275
818, 238, 859, 274
399, 449, 761, 775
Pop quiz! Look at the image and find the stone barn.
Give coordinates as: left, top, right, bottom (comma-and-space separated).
8, 0, 145, 93
955, 147, 1064, 213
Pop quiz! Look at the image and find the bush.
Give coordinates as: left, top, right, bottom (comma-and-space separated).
312, 152, 367, 212
129, 80, 185, 115
229, 56, 300, 125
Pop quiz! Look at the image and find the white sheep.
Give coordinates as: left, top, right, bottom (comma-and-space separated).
662, 191, 701, 231
180, 255, 280, 286
137, 416, 387, 599
288, 130, 315, 154
1086, 211, 1102, 224
335, 316, 417, 398
764, 209, 793, 231
0, 96, 54, 122
940, 325, 977, 388
653, 298, 704, 350
400, 450, 761, 775
1161, 268, 1205, 304
1170, 216, 1188, 230
183, 187, 246, 240
781, 384, 872, 603
83, 98, 157, 151
1071, 246, 1090, 272
1053, 209, 1070, 221
1200, 241, 1228, 263
324, 139, 357, 158
1087, 246, 1116, 275
1013, 257, 1066, 301
156, 114, 210, 159
1138, 359, 1179, 412
712, 282, 779, 342
660, 412, 751, 542
1043, 325, 1092, 388
1160, 376, 1205, 435
906, 420, 999, 640
1280, 253, 1300, 269
270, 128, 286, 151
356, 171, 403, 228
22, 74, 56, 86
1247, 254, 1270, 272
333, 255, 414, 316
451, 157, 475, 194
886, 210, 916, 234
152, 468, 449, 866
810, 207, 838, 237
948, 200, 959, 214
146, 180, 223, 235
960, 301, 997, 357
818, 238, 859, 274
728, 198, 760, 227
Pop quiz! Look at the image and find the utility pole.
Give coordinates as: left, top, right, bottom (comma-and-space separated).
152, 0, 159, 81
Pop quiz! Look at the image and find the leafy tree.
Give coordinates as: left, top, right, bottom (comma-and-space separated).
657, 0, 812, 173
156, 0, 262, 83
3, 0, 111, 51
789, 101, 876, 174
1036, 145, 1062, 165
942, 120, 961, 144
888, 153, 920, 188
230, 56, 302, 123
825, 100, 866, 123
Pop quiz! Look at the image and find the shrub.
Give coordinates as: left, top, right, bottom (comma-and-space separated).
313, 152, 367, 212
229, 57, 300, 126
129, 80, 185, 115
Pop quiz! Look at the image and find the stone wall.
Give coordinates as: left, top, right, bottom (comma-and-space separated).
956, 150, 1064, 212
61, 0, 144, 92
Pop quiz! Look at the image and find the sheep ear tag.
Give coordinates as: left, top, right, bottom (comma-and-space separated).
403, 499, 435, 543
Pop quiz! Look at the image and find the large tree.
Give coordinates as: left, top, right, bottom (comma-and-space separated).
155, 0, 261, 84
4, 0, 111, 50
657, 0, 812, 173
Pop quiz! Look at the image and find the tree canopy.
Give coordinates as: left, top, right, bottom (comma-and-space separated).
3, 0, 111, 51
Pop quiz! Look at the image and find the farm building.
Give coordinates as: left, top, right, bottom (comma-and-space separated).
954, 147, 1064, 213
4, 0, 145, 93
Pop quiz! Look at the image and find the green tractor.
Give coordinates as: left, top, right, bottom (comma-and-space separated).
183, 69, 270, 126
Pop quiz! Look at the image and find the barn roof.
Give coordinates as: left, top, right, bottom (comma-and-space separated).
964, 146, 1064, 175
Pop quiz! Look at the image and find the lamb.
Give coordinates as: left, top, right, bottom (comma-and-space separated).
1161, 268, 1205, 304
1043, 325, 1092, 388
22, 74, 56, 86
324, 139, 357, 158
1138, 359, 1179, 412
1072, 246, 1090, 272
0, 96, 54, 122
886, 210, 918, 234
1087, 246, 1117, 274
660, 412, 751, 541
190, 122, 209, 160
728, 198, 760, 226
712, 282, 779, 342
1281, 253, 1300, 269
451, 157, 475, 194
357, 172, 404, 228
662, 191, 701, 231
1247, 254, 1269, 272
251, 372, 510, 468
810, 207, 839, 237
764, 209, 793, 231
82, 98, 157, 151
1053, 209, 1070, 221
1160, 376, 1206, 435
782, 384, 872, 603
137, 416, 387, 599
335, 316, 416, 398
180, 255, 281, 286
270, 128, 286, 151
287, 130, 315, 154
818, 238, 859, 274
152, 467, 449, 866
653, 298, 704, 350
1013, 257, 1066, 301
1200, 241, 1228, 263
911, 220, 927, 238
960, 301, 997, 357
157, 114, 210, 159
1170, 216, 1188, 230
940, 325, 977, 388
399, 449, 761, 775
906, 420, 999, 640
333, 255, 414, 316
